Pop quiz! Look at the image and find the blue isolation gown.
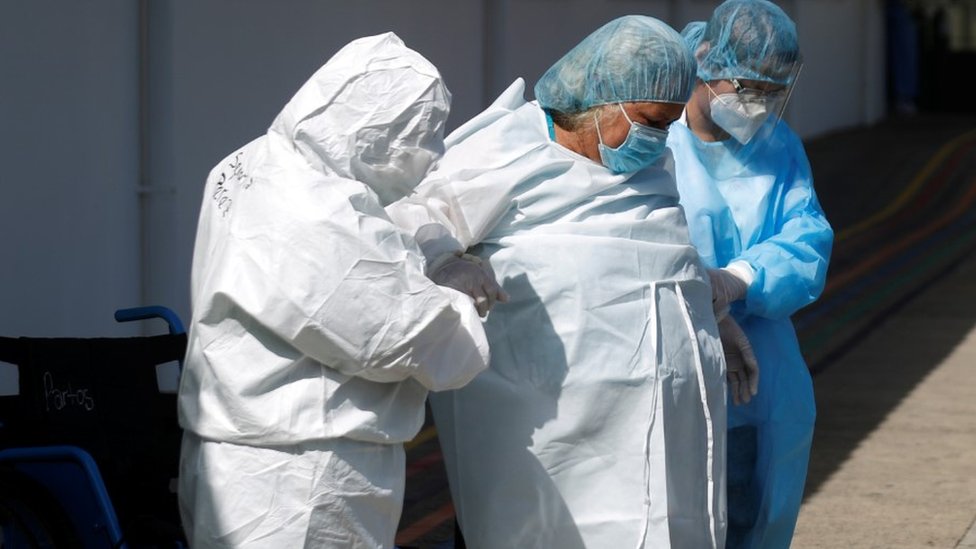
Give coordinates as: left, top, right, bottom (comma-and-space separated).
668, 116, 833, 549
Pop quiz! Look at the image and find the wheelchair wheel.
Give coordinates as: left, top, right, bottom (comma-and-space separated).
0, 468, 81, 548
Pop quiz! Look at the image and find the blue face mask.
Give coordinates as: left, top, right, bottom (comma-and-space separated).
596, 104, 669, 174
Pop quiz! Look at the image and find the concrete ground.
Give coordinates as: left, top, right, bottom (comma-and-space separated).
792, 112, 976, 548
792, 249, 976, 548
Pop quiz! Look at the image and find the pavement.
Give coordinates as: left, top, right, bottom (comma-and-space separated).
792, 242, 976, 548
396, 111, 976, 548
791, 112, 976, 548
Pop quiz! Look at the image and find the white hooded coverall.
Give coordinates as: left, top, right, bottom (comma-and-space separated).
387, 79, 727, 549
177, 33, 489, 549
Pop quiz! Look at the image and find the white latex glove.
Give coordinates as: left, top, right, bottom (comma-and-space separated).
708, 266, 750, 320
718, 315, 759, 406
428, 252, 510, 317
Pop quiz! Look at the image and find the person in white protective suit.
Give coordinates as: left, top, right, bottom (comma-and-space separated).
666, 1, 834, 547
387, 15, 758, 549
177, 33, 506, 549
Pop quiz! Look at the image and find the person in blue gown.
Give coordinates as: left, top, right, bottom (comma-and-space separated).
666, 1, 834, 547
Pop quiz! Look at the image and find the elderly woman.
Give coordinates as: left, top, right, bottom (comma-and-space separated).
667, 1, 834, 547
388, 16, 747, 548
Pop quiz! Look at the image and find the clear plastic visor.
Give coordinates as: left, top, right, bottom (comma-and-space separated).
706, 61, 802, 144
734, 61, 802, 124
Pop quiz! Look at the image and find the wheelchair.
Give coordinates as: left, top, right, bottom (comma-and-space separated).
0, 306, 188, 548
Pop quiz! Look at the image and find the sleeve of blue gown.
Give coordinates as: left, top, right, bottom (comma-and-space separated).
735, 148, 834, 319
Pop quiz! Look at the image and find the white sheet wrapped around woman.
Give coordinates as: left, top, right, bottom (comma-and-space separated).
387, 78, 728, 549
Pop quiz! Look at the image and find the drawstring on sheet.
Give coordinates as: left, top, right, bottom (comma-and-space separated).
635, 282, 719, 549
676, 283, 719, 548
636, 281, 663, 549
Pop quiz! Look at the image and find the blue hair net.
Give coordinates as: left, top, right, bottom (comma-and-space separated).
534, 15, 696, 113
684, 0, 801, 85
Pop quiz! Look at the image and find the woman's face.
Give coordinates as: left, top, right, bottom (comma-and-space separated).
596, 101, 685, 148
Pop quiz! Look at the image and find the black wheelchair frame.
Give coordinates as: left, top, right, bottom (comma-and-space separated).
0, 306, 188, 548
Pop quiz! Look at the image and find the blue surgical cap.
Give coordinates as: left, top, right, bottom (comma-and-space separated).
684, 0, 801, 85
534, 15, 696, 113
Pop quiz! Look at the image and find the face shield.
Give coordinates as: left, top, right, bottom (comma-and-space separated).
290, 81, 452, 207
273, 32, 452, 206
706, 61, 801, 145
349, 105, 448, 206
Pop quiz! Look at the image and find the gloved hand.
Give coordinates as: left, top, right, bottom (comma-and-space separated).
708, 267, 749, 320
718, 315, 759, 406
428, 252, 510, 317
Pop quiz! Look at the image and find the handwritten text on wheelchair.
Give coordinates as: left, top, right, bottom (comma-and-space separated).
43, 371, 95, 411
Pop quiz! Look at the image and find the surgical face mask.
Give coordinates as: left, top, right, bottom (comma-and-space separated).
595, 104, 669, 174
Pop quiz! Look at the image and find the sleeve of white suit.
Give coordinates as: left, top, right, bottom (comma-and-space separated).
204, 175, 490, 392
386, 78, 532, 254
385, 165, 516, 254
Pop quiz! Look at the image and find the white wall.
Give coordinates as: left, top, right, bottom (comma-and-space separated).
0, 1, 142, 336
791, 0, 887, 137
1, 0, 888, 338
